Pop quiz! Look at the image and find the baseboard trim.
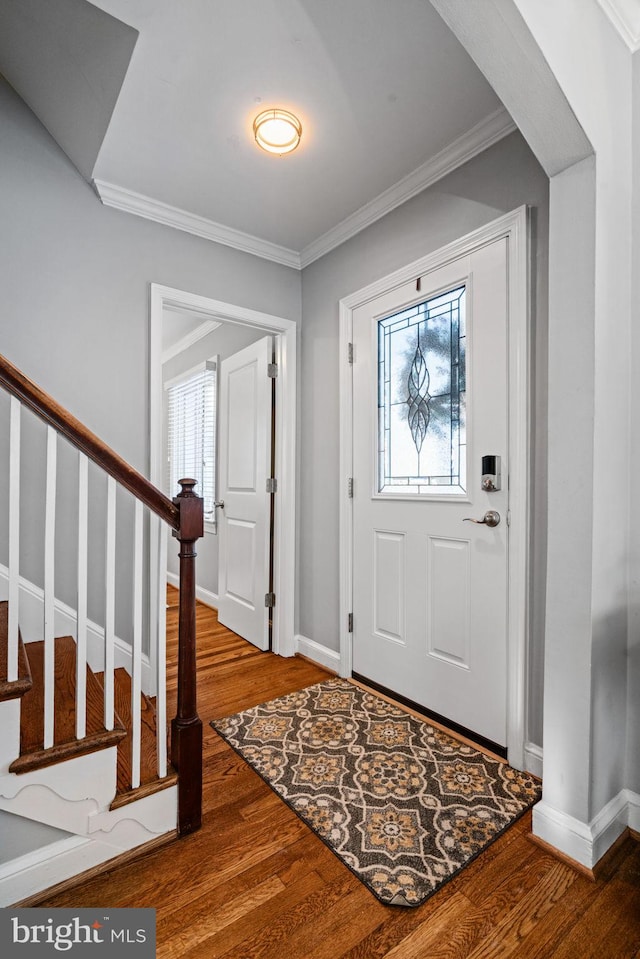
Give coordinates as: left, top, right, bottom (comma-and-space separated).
523, 741, 543, 779
295, 635, 341, 673
166, 572, 218, 609
526, 830, 597, 880
10, 831, 177, 908
195, 586, 218, 609
532, 788, 639, 869
626, 790, 640, 833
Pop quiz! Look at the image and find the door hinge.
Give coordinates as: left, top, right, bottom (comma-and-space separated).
266, 477, 278, 493
347, 612, 353, 633
267, 363, 278, 378
265, 592, 276, 608
347, 342, 354, 365
347, 477, 354, 498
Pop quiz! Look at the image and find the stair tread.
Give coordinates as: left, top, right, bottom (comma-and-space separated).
0, 601, 32, 701
10, 636, 126, 773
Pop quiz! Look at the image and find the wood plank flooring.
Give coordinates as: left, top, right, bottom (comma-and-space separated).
38, 590, 640, 958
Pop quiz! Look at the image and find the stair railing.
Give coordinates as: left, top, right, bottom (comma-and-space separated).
0, 353, 203, 836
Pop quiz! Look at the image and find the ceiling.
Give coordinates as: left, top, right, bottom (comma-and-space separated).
0, 0, 513, 267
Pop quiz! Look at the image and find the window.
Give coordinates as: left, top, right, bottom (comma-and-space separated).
377, 286, 466, 495
166, 363, 217, 523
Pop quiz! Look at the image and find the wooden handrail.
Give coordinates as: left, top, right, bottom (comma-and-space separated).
0, 353, 178, 529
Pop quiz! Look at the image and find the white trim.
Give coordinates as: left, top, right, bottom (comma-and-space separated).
94, 109, 514, 272
166, 571, 218, 610
0, 752, 117, 821
0, 835, 95, 907
533, 802, 601, 870
93, 179, 301, 269
338, 304, 354, 680
166, 572, 179, 591
338, 207, 530, 768
195, 586, 218, 610
156, 518, 168, 778
76, 453, 89, 740
0, 788, 177, 906
628, 791, 640, 833
151, 284, 297, 658
161, 318, 221, 364
104, 477, 117, 715
533, 789, 639, 869
8, 397, 20, 683
0, 701, 20, 775
523, 742, 543, 779
0, 835, 82, 884
295, 634, 341, 673
0, 565, 153, 693
163, 359, 215, 390
131, 502, 143, 790
301, 109, 515, 267
597, 0, 640, 51
86, 788, 177, 841
44, 428, 57, 750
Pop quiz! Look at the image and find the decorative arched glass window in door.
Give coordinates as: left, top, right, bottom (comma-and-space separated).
377, 285, 466, 495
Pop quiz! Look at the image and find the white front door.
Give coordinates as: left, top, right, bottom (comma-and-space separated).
352, 238, 509, 750
217, 336, 273, 650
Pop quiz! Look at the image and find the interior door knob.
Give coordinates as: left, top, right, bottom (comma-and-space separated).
463, 510, 500, 528
214, 500, 225, 510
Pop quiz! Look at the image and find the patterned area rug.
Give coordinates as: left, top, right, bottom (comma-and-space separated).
211, 678, 541, 907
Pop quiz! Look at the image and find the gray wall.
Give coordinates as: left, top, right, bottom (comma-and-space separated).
299, 130, 549, 747
0, 810, 72, 863
0, 77, 300, 639
162, 321, 267, 595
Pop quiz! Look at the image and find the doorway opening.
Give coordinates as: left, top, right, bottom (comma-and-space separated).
149, 284, 297, 665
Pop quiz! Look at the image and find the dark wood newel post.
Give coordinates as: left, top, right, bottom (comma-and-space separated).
171, 477, 204, 836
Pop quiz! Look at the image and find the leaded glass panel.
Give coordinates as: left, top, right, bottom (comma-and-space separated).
377, 286, 466, 495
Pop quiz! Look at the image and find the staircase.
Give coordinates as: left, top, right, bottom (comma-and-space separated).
0, 353, 204, 905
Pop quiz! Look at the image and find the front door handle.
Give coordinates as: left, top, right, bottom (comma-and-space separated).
463, 510, 500, 528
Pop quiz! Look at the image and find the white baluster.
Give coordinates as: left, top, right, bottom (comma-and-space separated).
156, 519, 168, 779
7, 398, 20, 683
131, 500, 143, 789
44, 427, 57, 750
76, 453, 88, 739
104, 477, 116, 731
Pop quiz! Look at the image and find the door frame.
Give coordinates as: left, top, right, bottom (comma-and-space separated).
149, 283, 297, 662
338, 206, 530, 767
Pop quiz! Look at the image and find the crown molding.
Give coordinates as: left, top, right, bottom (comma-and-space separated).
597, 0, 640, 50
94, 107, 515, 273
161, 318, 221, 365
92, 179, 302, 269
299, 107, 516, 268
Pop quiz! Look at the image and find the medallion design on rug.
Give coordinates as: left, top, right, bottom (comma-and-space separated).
211, 679, 541, 907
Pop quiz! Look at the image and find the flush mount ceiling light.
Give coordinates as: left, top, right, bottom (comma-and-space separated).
253, 108, 302, 155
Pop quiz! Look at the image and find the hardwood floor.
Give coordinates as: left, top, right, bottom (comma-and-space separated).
38, 591, 640, 958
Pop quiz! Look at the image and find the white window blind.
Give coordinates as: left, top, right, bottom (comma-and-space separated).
167, 366, 216, 521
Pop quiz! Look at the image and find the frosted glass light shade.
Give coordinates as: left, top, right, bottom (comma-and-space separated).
253, 109, 302, 155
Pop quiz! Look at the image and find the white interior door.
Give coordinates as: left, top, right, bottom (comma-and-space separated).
217, 336, 273, 650
352, 238, 509, 750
